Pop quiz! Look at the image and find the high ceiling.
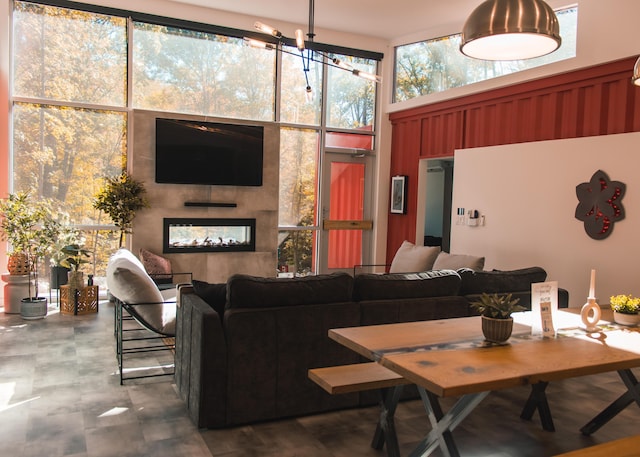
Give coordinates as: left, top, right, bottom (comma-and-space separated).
169, 0, 482, 41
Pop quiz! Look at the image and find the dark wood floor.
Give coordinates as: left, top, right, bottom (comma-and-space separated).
200, 371, 640, 457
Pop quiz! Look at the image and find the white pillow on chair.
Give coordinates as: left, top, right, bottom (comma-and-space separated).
389, 241, 441, 273
106, 248, 176, 335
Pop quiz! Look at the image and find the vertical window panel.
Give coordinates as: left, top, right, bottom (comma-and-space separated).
133, 23, 276, 121
280, 45, 322, 125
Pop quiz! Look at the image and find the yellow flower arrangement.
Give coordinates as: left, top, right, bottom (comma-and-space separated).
609, 294, 640, 315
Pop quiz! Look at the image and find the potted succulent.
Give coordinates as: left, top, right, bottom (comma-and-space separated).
470, 292, 526, 343
93, 171, 149, 248
0, 192, 61, 319
609, 294, 640, 326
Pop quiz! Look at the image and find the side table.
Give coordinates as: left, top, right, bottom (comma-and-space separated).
2, 273, 32, 314
60, 285, 99, 315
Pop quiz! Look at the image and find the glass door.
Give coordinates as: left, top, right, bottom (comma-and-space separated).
318, 151, 373, 274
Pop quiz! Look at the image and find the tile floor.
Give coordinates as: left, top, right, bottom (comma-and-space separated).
0, 300, 211, 457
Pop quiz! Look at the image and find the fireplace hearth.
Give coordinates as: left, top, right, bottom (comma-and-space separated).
163, 218, 256, 253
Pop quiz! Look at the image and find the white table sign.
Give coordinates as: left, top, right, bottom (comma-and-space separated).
531, 281, 558, 337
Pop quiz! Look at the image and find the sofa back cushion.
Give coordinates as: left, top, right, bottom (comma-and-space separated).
192, 279, 227, 316
353, 270, 461, 301
226, 272, 353, 309
458, 267, 547, 295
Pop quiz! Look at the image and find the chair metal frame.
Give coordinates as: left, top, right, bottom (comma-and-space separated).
114, 297, 177, 385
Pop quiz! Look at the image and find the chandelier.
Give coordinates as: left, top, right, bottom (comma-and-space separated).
245, 0, 381, 98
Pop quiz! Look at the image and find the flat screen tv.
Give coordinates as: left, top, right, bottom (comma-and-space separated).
155, 118, 264, 186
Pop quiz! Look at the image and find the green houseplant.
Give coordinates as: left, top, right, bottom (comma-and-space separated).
0, 192, 61, 318
93, 171, 149, 248
59, 243, 92, 296
470, 293, 526, 343
609, 294, 640, 326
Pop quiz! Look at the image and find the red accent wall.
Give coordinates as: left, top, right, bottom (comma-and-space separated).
387, 56, 640, 264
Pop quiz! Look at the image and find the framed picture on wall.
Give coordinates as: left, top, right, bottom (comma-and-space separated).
390, 175, 407, 214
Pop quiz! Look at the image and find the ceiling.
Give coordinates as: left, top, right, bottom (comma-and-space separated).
169, 0, 481, 41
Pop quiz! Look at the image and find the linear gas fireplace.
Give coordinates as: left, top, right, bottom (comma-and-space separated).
163, 218, 256, 253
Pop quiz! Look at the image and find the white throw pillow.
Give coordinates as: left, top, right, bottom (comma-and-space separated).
106, 248, 176, 335
389, 241, 441, 273
432, 252, 485, 271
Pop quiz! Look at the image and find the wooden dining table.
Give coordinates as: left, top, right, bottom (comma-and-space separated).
329, 309, 640, 457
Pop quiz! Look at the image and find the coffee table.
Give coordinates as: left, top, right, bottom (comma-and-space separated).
329, 310, 640, 457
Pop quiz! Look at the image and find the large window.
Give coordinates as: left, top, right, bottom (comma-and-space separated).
394, 7, 578, 102
10, 1, 380, 279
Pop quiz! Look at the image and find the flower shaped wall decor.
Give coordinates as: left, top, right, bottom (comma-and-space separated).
575, 170, 626, 240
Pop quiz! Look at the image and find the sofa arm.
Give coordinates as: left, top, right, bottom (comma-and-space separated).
176, 285, 228, 428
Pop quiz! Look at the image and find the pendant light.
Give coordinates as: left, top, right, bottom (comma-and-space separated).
632, 56, 640, 86
460, 0, 561, 61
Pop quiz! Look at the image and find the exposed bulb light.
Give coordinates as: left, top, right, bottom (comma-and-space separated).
295, 29, 305, 52
460, 0, 561, 61
254, 21, 282, 38
305, 85, 313, 102
331, 57, 353, 71
633, 56, 640, 86
243, 37, 276, 50
352, 69, 382, 83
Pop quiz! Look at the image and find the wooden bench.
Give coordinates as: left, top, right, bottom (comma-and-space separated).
308, 362, 410, 457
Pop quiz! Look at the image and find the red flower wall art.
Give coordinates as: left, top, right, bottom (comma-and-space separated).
575, 170, 626, 240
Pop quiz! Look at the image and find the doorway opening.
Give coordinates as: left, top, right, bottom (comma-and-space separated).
422, 159, 454, 252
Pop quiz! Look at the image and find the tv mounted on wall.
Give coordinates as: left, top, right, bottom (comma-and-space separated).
155, 118, 264, 186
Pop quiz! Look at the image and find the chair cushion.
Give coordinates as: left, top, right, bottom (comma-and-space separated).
432, 252, 485, 271
192, 279, 227, 316
389, 240, 441, 273
107, 248, 176, 335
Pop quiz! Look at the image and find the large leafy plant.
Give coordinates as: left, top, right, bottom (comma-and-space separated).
0, 192, 61, 299
93, 171, 149, 248
470, 293, 526, 319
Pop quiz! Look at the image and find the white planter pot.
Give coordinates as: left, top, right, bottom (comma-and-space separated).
613, 311, 640, 327
20, 297, 48, 320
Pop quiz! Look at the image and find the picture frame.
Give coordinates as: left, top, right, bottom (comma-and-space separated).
390, 175, 407, 214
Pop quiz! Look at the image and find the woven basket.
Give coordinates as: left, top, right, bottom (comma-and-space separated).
7, 253, 30, 276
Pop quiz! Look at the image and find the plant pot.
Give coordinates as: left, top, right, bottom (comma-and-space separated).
481, 316, 514, 343
7, 252, 30, 275
50, 265, 70, 289
20, 297, 47, 320
613, 311, 640, 327
67, 270, 84, 295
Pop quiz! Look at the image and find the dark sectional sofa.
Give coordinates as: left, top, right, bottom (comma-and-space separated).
175, 267, 569, 429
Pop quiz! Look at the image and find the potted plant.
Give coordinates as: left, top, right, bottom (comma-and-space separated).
59, 243, 92, 295
470, 292, 527, 343
609, 294, 640, 326
93, 171, 149, 248
0, 192, 61, 319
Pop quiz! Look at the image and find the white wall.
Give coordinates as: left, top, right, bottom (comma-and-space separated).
450, 132, 640, 308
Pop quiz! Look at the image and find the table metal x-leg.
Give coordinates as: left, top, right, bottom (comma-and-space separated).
580, 369, 640, 435
520, 381, 555, 431
370, 385, 404, 457
409, 387, 490, 457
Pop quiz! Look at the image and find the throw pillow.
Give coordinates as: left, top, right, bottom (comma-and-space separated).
139, 248, 173, 284
192, 280, 227, 316
432, 252, 485, 271
107, 248, 176, 335
389, 240, 441, 273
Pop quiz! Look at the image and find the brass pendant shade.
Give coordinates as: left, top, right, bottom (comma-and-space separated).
461, 0, 561, 61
